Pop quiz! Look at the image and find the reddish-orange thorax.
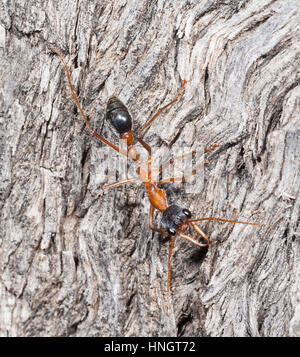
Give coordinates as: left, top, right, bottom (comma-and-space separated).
136, 161, 168, 212
122, 134, 167, 212
144, 183, 168, 212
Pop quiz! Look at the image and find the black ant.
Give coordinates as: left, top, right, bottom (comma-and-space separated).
52, 47, 259, 294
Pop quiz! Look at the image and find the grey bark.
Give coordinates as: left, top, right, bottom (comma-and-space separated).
0, 0, 299, 337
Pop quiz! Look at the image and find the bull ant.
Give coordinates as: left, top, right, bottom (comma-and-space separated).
52, 47, 259, 294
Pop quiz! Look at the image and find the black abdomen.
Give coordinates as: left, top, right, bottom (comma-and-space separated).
106, 96, 132, 135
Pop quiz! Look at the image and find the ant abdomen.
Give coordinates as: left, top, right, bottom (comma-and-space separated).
106, 96, 132, 135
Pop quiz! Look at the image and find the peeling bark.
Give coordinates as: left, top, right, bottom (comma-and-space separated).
0, 0, 299, 337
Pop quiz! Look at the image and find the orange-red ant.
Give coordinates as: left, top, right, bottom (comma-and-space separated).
52, 47, 259, 294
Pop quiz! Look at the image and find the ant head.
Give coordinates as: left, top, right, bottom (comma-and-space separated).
161, 204, 192, 236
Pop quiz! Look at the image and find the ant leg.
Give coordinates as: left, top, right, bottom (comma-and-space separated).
148, 205, 174, 295
156, 144, 218, 174
167, 235, 176, 295
137, 80, 187, 137
154, 151, 195, 176
155, 166, 210, 184
167, 226, 210, 294
136, 137, 152, 156
154, 144, 218, 184
101, 177, 138, 190
155, 177, 187, 184
136, 137, 152, 166
149, 205, 168, 235
52, 47, 128, 157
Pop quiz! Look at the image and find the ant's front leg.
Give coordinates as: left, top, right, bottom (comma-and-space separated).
148, 205, 177, 295
167, 235, 176, 295
149, 205, 168, 235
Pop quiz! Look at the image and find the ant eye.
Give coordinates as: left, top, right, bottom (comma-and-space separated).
183, 209, 192, 218
167, 227, 176, 236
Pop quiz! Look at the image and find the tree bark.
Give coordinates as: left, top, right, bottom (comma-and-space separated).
0, 0, 299, 337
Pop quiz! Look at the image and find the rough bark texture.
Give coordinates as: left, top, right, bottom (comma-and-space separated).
0, 0, 299, 337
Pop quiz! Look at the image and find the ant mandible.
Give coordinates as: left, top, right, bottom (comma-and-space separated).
52, 47, 259, 294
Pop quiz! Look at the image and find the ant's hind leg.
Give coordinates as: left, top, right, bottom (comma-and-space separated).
138, 80, 187, 137
52, 47, 127, 156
